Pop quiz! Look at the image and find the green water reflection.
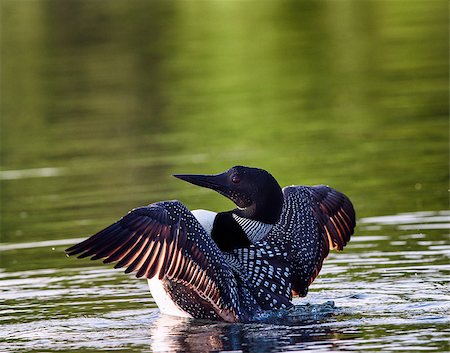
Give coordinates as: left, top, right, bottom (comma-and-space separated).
1, 1, 448, 242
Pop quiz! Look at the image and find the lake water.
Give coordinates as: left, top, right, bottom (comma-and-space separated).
1, 1, 449, 352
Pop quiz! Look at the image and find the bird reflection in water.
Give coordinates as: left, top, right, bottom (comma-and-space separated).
149, 301, 339, 353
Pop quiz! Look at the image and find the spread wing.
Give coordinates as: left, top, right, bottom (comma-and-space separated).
226, 185, 355, 307
304, 185, 355, 289
65, 200, 247, 321
310, 185, 355, 251
269, 186, 355, 297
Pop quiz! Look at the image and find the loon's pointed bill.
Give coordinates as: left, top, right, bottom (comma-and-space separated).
174, 172, 230, 199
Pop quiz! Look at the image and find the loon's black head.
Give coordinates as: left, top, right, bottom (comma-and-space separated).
174, 166, 283, 224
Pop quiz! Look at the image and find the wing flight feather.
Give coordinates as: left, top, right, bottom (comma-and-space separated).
66, 200, 246, 321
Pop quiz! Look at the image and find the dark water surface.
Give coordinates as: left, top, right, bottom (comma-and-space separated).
1, 1, 448, 352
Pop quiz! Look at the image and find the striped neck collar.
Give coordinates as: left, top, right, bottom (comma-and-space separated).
232, 213, 272, 244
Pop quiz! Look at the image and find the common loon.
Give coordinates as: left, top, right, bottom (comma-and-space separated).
66, 166, 355, 322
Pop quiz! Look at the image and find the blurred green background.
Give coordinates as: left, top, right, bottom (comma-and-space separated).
1, 0, 448, 244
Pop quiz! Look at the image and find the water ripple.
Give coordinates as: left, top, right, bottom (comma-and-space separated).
1, 210, 449, 352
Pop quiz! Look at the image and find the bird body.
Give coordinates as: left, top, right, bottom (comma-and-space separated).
66, 166, 355, 322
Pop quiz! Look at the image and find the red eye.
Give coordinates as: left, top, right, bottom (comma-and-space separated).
231, 174, 240, 184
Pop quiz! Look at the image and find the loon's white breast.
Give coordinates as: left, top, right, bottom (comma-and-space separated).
147, 277, 192, 318
191, 209, 217, 236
